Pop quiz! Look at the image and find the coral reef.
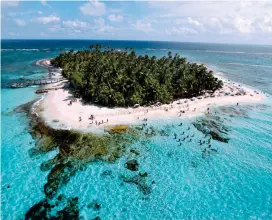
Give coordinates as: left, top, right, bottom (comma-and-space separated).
125, 159, 139, 171
107, 125, 129, 134
25, 197, 79, 220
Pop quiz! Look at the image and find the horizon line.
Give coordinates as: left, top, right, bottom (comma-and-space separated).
2, 38, 272, 47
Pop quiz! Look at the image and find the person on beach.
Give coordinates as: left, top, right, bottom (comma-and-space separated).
79, 117, 82, 122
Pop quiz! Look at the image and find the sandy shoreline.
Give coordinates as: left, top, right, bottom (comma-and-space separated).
34, 59, 266, 133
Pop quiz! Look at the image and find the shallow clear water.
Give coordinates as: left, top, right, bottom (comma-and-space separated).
1, 40, 272, 219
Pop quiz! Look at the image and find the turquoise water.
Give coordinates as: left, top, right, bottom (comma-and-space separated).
1, 40, 272, 219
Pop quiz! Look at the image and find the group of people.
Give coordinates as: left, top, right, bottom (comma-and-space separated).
68, 98, 77, 106
78, 114, 109, 126
90, 119, 109, 126
72, 80, 251, 128
173, 122, 218, 158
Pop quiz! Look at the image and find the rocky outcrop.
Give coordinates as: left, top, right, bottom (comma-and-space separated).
107, 125, 129, 134
125, 159, 139, 171
25, 197, 79, 220
122, 172, 153, 195
193, 115, 230, 143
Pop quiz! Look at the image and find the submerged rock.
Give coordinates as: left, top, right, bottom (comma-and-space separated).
107, 125, 129, 134
13, 98, 40, 116
25, 197, 79, 220
139, 172, 148, 177
122, 172, 152, 195
40, 156, 61, 172
25, 199, 52, 220
218, 106, 248, 117
209, 131, 229, 143
130, 148, 140, 156
193, 115, 230, 143
55, 197, 79, 219
57, 194, 64, 201
44, 163, 76, 198
87, 200, 101, 211
101, 170, 112, 177
125, 159, 139, 171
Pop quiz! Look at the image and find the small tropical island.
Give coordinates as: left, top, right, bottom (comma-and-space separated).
29, 44, 265, 134
50, 44, 223, 107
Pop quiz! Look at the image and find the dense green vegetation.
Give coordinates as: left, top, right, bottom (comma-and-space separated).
51, 45, 223, 107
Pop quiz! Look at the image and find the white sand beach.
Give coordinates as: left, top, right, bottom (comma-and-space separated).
35, 60, 266, 133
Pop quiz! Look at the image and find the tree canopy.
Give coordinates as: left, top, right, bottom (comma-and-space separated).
51, 44, 223, 107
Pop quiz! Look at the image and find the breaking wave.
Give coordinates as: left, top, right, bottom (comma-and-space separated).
146, 48, 168, 51
205, 50, 245, 54
205, 50, 272, 55
227, 62, 272, 68
1, 48, 52, 51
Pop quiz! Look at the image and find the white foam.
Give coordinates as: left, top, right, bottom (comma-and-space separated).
205, 50, 245, 54
227, 63, 272, 68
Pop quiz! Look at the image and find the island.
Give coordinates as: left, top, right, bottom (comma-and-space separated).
32, 45, 264, 133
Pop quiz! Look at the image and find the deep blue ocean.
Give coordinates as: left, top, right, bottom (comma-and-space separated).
1, 40, 272, 219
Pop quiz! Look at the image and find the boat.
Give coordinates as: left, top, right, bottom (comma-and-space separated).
35, 89, 49, 94
11, 83, 26, 88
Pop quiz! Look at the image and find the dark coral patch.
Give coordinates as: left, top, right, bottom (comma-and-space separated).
25, 197, 79, 220
193, 115, 230, 143
125, 159, 139, 171
122, 172, 152, 195
25, 199, 52, 220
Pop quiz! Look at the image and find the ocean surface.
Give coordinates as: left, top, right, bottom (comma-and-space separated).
1, 40, 272, 219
